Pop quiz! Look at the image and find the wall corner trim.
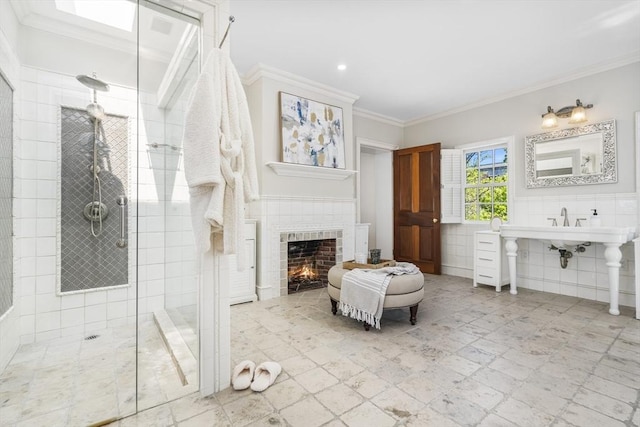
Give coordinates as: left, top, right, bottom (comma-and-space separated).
353, 108, 405, 127
242, 63, 360, 105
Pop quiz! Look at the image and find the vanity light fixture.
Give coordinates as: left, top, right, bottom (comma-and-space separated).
541, 99, 593, 128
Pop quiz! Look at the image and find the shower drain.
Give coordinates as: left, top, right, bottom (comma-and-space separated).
84, 334, 99, 340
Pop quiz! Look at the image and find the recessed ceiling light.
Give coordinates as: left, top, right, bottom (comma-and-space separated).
337, 64, 347, 71
55, 0, 136, 32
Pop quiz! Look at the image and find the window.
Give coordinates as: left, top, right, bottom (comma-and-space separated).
464, 144, 509, 222
55, 0, 136, 32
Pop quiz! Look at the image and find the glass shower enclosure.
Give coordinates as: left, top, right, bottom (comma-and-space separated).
0, 0, 211, 424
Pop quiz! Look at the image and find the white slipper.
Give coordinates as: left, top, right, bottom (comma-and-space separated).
231, 360, 256, 390
250, 361, 282, 392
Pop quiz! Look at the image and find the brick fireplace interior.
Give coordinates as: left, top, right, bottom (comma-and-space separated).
287, 239, 336, 294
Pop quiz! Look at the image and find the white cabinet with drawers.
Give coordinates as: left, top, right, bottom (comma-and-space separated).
229, 220, 257, 305
473, 230, 509, 291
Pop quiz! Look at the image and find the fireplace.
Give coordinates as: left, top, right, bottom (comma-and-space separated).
287, 239, 336, 293
279, 229, 342, 296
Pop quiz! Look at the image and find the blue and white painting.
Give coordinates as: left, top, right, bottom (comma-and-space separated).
280, 92, 345, 169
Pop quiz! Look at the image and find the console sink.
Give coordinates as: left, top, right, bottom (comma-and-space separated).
498, 224, 637, 316
500, 225, 636, 248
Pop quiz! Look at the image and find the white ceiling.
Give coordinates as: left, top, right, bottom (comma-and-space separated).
10, 0, 191, 64
228, 0, 640, 123
9, 1, 640, 123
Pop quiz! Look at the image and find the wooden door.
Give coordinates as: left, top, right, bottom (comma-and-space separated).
393, 143, 441, 274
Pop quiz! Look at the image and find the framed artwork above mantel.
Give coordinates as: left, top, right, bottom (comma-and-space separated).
279, 92, 345, 169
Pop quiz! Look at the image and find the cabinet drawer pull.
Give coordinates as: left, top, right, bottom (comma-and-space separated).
479, 274, 493, 278
478, 257, 493, 261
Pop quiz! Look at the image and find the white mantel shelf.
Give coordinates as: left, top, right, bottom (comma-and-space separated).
266, 162, 357, 180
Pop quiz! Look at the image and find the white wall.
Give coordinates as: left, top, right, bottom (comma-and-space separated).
374, 150, 394, 260
353, 113, 402, 260
359, 151, 376, 245
359, 149, 394, 260
404, 62, 640, 308
404, 62, 640, 195
243, 66, 359, 299
353, 111, 404, 147
245, 65, 359, 199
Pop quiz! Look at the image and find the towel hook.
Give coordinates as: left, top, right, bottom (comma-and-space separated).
218, 16, 235, 48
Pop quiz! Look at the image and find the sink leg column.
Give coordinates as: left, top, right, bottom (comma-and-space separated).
604, 243, 622, 316
504, 237, 518, 295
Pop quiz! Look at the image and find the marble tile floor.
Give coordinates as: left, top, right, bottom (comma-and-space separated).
108, 275, 639, 426
0, 319, 196, 426
6, 274, 640, 426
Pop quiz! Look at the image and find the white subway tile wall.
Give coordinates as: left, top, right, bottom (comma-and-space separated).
249, 196, 356, 299
0, 30, 21, 370
442, 193, 636, 308
8, 66, 197, 346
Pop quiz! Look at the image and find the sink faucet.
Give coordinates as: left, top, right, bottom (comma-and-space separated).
560, 207, 570, 227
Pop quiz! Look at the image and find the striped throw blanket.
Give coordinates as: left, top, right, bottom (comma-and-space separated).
338, 262, 420, 329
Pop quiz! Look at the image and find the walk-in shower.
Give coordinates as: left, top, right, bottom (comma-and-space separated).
0, 0, 209, 424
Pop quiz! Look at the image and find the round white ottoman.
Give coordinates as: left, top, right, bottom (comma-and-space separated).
327, 265, 425, 330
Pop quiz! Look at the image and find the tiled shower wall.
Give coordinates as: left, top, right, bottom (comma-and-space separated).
0, 27, 21, 371
442, 193, 636, 308
161, 69, 197, 311
14, 65, 170, 344
59, 107, 129, 292
0, 71, 13, 317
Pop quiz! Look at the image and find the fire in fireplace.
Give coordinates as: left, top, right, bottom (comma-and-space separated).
287, 239, 336, 294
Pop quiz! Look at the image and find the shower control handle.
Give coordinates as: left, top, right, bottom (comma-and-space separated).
116, 195, 128, 248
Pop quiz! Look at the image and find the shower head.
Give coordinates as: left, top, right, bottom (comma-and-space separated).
77, 73, 109, 121
76, 74, 110, 92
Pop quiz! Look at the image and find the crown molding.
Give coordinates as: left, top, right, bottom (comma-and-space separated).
405, 54, 640, 127
242, 63, 360, 105
353, 107, 404, 127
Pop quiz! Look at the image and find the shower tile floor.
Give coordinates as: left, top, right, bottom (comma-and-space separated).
0, 319, 195, 426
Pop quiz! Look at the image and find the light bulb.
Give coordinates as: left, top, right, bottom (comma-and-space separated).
542, 109, 558, 128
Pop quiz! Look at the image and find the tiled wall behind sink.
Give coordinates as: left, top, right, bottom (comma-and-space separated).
441, 193, 637, 309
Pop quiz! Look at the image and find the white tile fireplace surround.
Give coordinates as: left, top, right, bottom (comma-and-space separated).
282, 230, 341, 295
249, 196, 356, 299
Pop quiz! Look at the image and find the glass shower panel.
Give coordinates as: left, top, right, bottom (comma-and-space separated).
136, 2, 200, 411
1, 0, 209, 423
0, 1, 139, 424
0, 72, 12, 319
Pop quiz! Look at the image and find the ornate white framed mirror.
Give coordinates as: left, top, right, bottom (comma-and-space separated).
525, 119, 616, 188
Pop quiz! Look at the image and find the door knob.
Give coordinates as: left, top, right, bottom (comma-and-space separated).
433, 218, 439, 223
